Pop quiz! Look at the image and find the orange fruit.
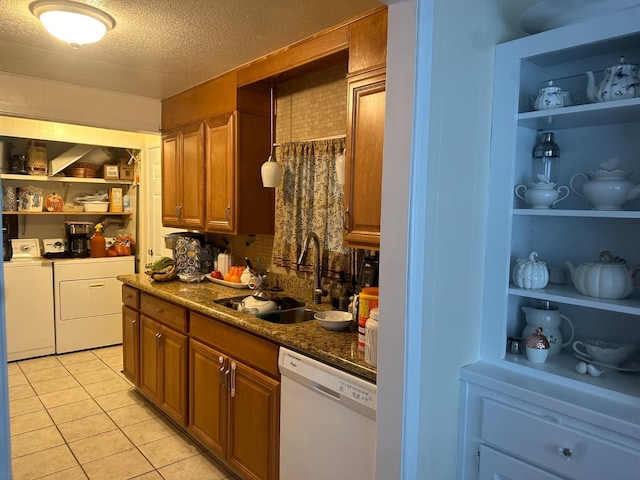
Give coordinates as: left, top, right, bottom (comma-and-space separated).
230, 274, 240, 283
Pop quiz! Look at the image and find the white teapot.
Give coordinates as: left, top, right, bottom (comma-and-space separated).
564, 251, 640, 300
586, 56, 638, 103
532, 81, 565, 110
570, 157, 640, 210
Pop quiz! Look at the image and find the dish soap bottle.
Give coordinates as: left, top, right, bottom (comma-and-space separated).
331, 271, 350, 311
90, 223, 106, 258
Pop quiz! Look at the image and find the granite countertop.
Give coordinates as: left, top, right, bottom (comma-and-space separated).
118, 273, 376, 382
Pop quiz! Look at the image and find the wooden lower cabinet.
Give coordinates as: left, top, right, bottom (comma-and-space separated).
227, 358, 280, 480
189, 337, 280, 480
139, 315, 188, 426
122, 306, 139, 385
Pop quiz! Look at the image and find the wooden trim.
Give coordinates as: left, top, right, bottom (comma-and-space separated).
236, 26, 349, 87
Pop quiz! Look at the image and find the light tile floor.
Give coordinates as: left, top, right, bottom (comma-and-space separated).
8, 345, 240, 480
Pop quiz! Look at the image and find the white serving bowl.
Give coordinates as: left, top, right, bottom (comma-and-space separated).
314, 311, 353, 331
83, 202, 109, 212
573, 339, 636, 366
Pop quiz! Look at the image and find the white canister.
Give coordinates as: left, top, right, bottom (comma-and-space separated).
217, 252, 232, 276
364, 307, 379, 367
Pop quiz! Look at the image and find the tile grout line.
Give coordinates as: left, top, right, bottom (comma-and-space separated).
11, 346, 239, 480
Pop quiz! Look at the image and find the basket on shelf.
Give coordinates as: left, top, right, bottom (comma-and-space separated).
64, 162, 101, 178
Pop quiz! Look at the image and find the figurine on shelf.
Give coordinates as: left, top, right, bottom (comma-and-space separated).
525, 327, 550, 363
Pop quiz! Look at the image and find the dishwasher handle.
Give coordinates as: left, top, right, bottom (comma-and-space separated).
311, 382, 340, 400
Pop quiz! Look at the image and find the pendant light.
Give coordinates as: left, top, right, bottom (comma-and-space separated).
30, 0, 115, 48
261, 79, 282, 188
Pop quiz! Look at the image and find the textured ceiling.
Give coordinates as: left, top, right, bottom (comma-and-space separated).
0, 0, 382, 99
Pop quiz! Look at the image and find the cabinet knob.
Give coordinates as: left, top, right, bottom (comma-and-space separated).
559, 447, 573, 459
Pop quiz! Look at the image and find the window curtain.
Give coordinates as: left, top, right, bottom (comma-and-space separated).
272, 138, 351, 278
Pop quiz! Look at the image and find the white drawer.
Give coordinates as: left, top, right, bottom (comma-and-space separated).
481, 399, 640, 480
59, 277, 123, 320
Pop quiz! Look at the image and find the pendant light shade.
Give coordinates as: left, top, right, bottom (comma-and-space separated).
30, 0, 115, 47
261, 80, 282, 188
261, 155, 282, 188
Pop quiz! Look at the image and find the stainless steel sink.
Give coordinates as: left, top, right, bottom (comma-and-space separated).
255, 307, 316, 324
213, 294, 313, 324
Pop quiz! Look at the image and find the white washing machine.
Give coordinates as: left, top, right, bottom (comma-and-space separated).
3, 239, 55, 361
53, 256, 134, 354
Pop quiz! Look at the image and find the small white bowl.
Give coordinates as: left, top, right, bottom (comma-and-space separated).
314, 311, 353, 331
83, 202, 109, 212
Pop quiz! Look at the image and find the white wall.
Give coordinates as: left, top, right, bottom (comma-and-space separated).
0, 72, 161, 134
377, 0, 534, 478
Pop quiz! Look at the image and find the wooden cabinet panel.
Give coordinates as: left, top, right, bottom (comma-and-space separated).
205, 114, 235, 232
140, 293, 187, 333
161, 132, 181, 226
122, 306, 139, 385
348, 7, 388, 74
189, 339, 227, 458
345, 68, 386, 249
122, 285, 139, 310
160, 326, 188, 425
139, 315, 161, 404
161, 123, 205, 229
227, 359, 280, 480
190, 312, 279, 378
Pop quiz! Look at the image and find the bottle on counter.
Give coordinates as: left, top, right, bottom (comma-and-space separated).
331, 271, 350, 311
357, 287, 379, 352
90, 222, 106, 258
365, 307, 379, 367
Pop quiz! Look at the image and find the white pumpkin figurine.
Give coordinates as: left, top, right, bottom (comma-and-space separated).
512, 251, 549, 289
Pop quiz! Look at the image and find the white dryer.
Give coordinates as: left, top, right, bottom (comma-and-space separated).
53, 256, 134, 354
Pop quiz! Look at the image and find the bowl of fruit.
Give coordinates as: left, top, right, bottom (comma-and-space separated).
206, 265, 250, 289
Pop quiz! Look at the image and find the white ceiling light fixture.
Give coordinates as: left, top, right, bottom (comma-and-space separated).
29, 0, 115, 48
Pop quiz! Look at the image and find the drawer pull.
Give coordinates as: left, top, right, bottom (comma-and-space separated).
89, 283, 105, 288
230, 361, 237, 398
156, 308, 164, 313
559, 447, 573, 459
218, 356, 227, 386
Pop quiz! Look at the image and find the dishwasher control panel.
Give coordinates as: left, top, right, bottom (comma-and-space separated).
278, 348, 377, 411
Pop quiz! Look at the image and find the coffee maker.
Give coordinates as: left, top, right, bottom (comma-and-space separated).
65, 221, 92, 257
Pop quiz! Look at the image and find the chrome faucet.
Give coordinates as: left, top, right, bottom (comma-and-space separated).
297, 232, 327, 304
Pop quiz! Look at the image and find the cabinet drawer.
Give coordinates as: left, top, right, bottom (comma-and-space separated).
190, 312, 279, 378
481, 399, 640, 480
122, 285, 139, 310
140, 293, 187, 333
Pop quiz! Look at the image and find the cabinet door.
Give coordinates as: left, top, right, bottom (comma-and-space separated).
161, 131, 181, 226
161, 124, 205, 229
139, 315, 161, 403
160, 326, 188, 426
479, 445, 563, 480
204, 114, 235, 233
227, 359, 280, 480
345, 68, 386, 249
122, 306, 139, 385
179, 123, 206, 229
188, 339, 227, 458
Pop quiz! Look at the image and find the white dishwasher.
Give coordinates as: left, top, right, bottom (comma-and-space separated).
54, 256, 134, 353
278, 347, 377, 480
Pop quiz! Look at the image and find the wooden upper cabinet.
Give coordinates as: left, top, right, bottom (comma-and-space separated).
205, 113, 235, 232
344, 68, 386, 249
204, 82, 274, 235
348, 7, 388, 74
161, 122, 206, 229
162, 72, 237, 130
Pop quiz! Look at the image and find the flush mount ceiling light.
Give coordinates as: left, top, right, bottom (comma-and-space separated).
30, 0, 115, 47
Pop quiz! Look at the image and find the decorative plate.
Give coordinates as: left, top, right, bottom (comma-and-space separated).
205, 274, 250, 289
